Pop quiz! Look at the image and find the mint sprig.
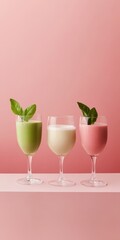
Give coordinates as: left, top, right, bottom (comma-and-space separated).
10, 99, 36, 121
77, 102, 98, 125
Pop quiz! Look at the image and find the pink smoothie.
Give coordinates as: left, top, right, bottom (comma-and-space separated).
80, 124, 107, 156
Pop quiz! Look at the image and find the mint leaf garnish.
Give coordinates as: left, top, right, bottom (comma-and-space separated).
88, 107, 98, 125
10, 99, 23, 116
10, 98, 36, 121
23, 104, 36, 121
77, 102, 98, 125
77, 102, 90, 117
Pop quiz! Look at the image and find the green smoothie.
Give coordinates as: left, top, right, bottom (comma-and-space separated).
16, 120, 42, 155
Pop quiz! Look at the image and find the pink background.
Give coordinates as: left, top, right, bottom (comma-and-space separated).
0, 0, 120, 173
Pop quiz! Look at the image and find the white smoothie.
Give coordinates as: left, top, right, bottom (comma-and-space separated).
47, 124, 76, 156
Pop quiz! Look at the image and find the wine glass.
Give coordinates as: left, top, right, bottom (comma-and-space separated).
79, 116, 108, 187
16, 114, 42, 185
47, 115, 76, 186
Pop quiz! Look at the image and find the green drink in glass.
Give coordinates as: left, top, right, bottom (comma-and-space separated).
10, 99, 43, 185
16, 120, 42, 155
16, 115, 42, 185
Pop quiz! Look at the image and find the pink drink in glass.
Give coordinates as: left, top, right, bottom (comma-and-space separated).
80, 124, 107, 156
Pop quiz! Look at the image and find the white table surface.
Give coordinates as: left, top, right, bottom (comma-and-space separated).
0, 173, 120, 192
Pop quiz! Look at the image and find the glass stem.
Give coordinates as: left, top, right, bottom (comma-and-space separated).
91, 155, 97, 181
58, 155, 64, 181
27, 155, 33, 181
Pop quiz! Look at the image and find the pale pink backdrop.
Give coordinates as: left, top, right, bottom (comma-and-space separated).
0, 0, 120, 173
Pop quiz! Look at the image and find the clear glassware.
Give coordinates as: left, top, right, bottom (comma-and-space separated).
47, 115, 76, 186
79, 116, 108, 187
16, 114, 43, 185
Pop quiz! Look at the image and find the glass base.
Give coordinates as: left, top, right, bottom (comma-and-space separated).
81, 178, 107, 187
49, 178, 76, 187
17, 177, 43, 185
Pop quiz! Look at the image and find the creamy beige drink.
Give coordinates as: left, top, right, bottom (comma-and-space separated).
47, 124, 76, 156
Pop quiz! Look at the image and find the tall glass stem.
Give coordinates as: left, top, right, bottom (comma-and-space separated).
27, 155, 33, 181
91, 155, 97, 181
58, 155, 64, 182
